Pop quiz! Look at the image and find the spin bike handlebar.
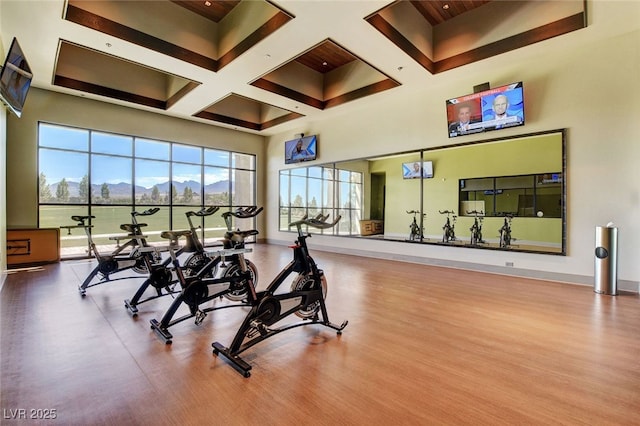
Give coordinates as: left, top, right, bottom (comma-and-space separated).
290, 213, 341, 230
222, 206, 263, 231
132, 207, 160, 217
466, 210, 484, 216
439, 210, 455, 215
186, 206, 219, 217
222, 206, 264, 219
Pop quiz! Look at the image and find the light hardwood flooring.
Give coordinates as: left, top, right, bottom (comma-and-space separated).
1, 243, 639, 425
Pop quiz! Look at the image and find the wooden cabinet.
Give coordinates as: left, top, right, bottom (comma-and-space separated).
359, 220, 384, 236
6, 228, 60, 267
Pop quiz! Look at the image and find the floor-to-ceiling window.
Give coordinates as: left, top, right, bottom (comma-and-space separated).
279, 165, 362, 234
38, 122, 256, 257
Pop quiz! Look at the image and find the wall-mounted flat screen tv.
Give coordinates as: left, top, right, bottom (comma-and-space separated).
402, 161, 433, 179
0, 37, 33, 118
446, 82, 524, 138
285, 135, 317, 164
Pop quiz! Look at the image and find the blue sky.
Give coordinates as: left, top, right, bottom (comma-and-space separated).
38, 123, 236, 188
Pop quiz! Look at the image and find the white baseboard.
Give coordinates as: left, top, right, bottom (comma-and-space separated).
263, 238, 638, 294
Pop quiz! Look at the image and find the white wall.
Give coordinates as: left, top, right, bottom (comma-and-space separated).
265, 3, 640, 292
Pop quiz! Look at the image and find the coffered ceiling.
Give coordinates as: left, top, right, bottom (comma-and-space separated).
0, 0, 587, 135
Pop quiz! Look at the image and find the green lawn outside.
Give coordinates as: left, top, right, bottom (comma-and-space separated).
40, 205, 247, 254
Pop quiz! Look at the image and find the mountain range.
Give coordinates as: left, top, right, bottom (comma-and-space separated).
47, 179, 232, 198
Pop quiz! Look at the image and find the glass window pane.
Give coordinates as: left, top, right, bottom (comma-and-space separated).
291, 176, 307, 208
204, 166, 230, 206
172, 163, 202, 206
90, 206, 141, 249
91, 154, 132, 204
232, 152, 255, 170
231, 169, 255, 206
535, 173, 562, 218
130, 206, 168, 244
339, 181, 351, 208
496, 175, 534, 190
173, 144, 201, 164
135, 138, 170, 160
350, 208, 361, 234
39, 148, 88, 204
135, 159, 170, 205
308, 178, 322, 211
495, 189, 517, 217
352, 181, 363, 212
279, 173, 290, 207
39, 123, 88, 151
338, 208, 351, 234
279, 207, 290, 231
323, 167, 334, 180
291, 168, 307, 177
203, 208, 228, 243
308, 166, 322, 178
323, 178, 334, 209
204, 149, 229, 167
172, 206, 201, 238
339, 170, 350, 182
92, 132, 132, 156
43, 205, 90, 256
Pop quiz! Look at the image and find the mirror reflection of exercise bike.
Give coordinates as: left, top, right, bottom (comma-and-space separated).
499, 214, 516, 248
61, 208, 163, 296
212, 213, 348, 377
124, 206, 221, 314
467, 210, 485, 245
149, 207, 263, 343
407, 210, 425, 241
439, 210, 457, 243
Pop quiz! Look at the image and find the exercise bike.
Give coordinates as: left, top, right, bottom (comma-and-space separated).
212, 213, 348, 377
61, 208, 162, 296
499, 214, 515, 248
124, 206, 221, 315
467, 210, 485, 245
149, 207, 263, 343
407, 209, 425, 241
439, 210, 457, 243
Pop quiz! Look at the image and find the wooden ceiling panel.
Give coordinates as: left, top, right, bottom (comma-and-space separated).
410, 0, 491, 26
295, 40, 357, 73
169, 0, 240, 22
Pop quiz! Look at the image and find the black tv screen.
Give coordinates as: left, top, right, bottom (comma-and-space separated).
284, 135, 317, 164
0, 37, 33, 118
402, 161, 433, 179
446, 82, 524, 138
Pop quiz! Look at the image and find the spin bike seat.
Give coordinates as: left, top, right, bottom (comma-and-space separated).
71, 215, 95, 223
222, 230, 258, 249
224, 229, 259, 240
160, 230, 192, 241
120, 223, 147, 233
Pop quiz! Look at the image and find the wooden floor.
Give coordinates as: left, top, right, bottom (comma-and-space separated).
1, 243, 639, 425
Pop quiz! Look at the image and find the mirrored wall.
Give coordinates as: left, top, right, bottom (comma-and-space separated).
280, 129, 566, 255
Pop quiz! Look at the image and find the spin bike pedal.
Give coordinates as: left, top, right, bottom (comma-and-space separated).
194, 310, 207, 326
